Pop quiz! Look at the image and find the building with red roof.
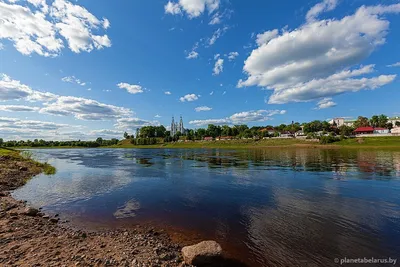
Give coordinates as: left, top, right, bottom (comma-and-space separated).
354, 127, 374, 134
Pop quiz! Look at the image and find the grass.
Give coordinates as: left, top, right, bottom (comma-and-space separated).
335, 136, 400, 147
0, 147, 56, 175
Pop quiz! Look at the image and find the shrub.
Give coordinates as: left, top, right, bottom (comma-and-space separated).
319, 135, 340, 144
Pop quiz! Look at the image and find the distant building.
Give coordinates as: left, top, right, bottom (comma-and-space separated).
170, 116, 186, 137
374, 128, 389, 134
329, 118, 355, 127
260, 127, 275, 135
388, 116, 400, 126
354, 127, 374, 135
204, 137, 213, 141
392, 127, 400, 134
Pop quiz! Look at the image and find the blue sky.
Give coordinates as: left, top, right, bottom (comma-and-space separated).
0, 0, 400, 140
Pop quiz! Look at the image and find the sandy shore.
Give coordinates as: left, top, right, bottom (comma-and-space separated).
0, 152, 190, 267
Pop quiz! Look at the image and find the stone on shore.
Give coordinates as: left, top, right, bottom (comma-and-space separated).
23, 207, 39, 216
181, 240, 222, 266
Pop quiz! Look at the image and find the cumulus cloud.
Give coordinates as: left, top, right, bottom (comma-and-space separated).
40, 96, 133, 120
195, 106, 212, 112
306, 0, 338, 22
387, 62, 400, 67
256, 29, 278, 46
0, 0, 111, 56
238, 4, 399, 104
117, 82, 144, 94
209, 91, 214, 95
165, 91, 172, 95
0, 116, 69, 133
189, 109, 286, 126
115, 117, 160, 130
179, 93, 200, 102
228, 51, 239, 61
213, 58, 224, 75
165, 0, 220, 18
0, 105, 40, 112
315, 97, 336, 109
164, 1, 181, 15
0, 73, 57, 102
62, 76, 86, 86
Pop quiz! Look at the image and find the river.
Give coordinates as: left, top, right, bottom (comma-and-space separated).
12, 148, 400, 266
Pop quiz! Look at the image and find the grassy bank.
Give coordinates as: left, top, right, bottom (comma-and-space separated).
0, 148, 55, 191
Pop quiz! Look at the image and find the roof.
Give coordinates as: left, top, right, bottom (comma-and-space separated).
354, 127, 374, 132
374, 127, 388, 130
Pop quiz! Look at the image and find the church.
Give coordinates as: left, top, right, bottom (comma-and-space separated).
170, 116, 187, 136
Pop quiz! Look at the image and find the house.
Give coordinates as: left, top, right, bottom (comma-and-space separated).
280, 131, 294, 138
203, 137, 213, 141
260, 127, 275, 135
391, 127, 400, 134
329, 118, 345, 127
329, 117, 355, 127
354, 127, 374, 135
374, 127, 389, 134
388, 116, 400, 126
295, 130, 306, 137
216, 136, 234, 141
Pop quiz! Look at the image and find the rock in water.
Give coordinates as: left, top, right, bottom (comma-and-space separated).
181, 240, 222, 266
23, 207, 39, 216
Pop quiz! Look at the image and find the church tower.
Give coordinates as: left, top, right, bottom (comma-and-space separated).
171, 117, 176, 136
179, 116, 184, 134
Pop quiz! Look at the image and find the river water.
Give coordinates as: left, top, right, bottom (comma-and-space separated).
12, 148, 400, 266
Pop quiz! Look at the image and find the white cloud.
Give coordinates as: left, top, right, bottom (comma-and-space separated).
0, 105, 40, 112
256, 29, 278, 46
186, 50, 199, 59
228, 51, 239, 61
195, 106, 212, 112
387, 62, 400, 67
165, 91, 172, 95
222, 91, 226, 95
0, 43, 4, 50
189, 118, 229, 126
306, 0, 338, 22
208, 26, 228, 46
209, 91, 214, 95
315, 97, 336, 109
209, 12, 221, 25
238, 4, 400, 104
0, 73, 57, 102
165, 0, 220, 18
0, 116, 70, 135
40, 96, 133, 120
115, 117, 160, 130
62, 76, 86, 86
189, 109, 286, 126
155, 114, 161, 118
213, 58, 224, 75
0, 0, 111, 56
267, 65, 396, 104
164, 1, 181, 15
117, 82, 144, 94
180, 93, 200, 102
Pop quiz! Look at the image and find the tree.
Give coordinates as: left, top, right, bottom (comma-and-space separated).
378, 114, 388, 128
396, 121, 400, 127
353, 116, 370, 128
387, 123, 393, 130
0, 138, 3, 147
338, 125, 353, 136
96, 137, 103, 145
123, 132, 129, 139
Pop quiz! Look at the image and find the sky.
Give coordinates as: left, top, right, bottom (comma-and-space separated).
0, 0, 400, 140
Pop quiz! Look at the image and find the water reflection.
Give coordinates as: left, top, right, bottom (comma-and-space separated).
12, 148, 400, 266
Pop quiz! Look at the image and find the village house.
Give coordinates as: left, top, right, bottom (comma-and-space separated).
260, 127, 276, 136
329, 117, 355, 127
216, 136, 234, 141
388, 116, 400, 126
374, 127, 390, 134
354, 127, 374, 135
203, 137, 213, 141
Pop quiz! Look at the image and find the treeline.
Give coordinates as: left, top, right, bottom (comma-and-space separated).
0, 138, 119, 148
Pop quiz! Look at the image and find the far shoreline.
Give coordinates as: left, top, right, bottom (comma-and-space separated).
9, 136, 400, 150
